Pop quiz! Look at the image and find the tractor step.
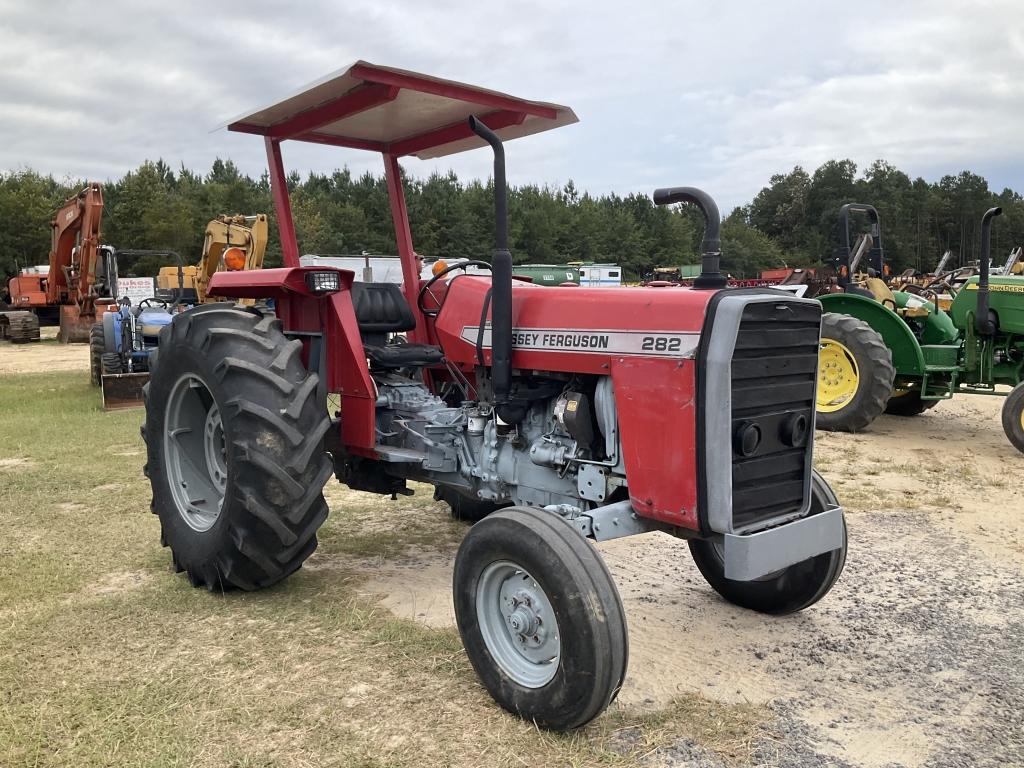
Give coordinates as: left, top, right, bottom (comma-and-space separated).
100, 372, 149, 410
920, 344, 959, 369
374, 445, 427, 464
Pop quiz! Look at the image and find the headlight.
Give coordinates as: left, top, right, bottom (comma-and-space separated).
304, 270, 341, 294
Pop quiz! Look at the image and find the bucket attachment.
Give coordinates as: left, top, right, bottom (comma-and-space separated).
101, 372, 149, 410
59, 305, 94, 343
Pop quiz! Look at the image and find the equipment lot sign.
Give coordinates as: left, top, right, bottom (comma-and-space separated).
117, 277, 156, 305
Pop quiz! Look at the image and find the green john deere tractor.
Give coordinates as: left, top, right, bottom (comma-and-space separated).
814, 204, 1024, 453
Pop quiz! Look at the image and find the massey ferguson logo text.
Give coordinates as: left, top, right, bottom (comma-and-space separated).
462, 326, 699, 358
512, 331, 609, 349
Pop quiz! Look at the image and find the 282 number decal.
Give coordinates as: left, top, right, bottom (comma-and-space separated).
641, 336, 683, 352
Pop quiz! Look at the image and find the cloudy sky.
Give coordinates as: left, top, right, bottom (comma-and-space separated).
1, 1, 1021, 212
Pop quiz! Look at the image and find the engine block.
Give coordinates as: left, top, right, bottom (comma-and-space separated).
372, 373, 623, 512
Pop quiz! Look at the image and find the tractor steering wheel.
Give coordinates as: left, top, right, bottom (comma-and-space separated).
417, 260, 492, 317
138, 297, 169, 310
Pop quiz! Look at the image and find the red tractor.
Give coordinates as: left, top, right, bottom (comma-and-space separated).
143, 62, 847, 730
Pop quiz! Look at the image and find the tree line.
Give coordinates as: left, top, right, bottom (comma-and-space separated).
1, 157, 1021, 284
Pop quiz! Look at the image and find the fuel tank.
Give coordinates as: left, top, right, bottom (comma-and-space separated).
434, 276, 714, 374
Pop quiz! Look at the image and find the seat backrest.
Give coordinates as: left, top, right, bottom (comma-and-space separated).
863, 276, 897, 309
349, 282, 415, 334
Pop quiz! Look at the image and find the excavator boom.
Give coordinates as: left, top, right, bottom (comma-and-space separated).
47, 183, 105, 306
197, 214, 268, 303
44, 182, 115, 341
156, 214, 268, 305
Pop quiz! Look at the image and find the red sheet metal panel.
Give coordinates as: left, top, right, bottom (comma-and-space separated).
612, 356, 699, 528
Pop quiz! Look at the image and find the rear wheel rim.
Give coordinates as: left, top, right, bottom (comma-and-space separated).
818, 339, 860, 412
164, 374, 227, 532
476, 561, 560, 688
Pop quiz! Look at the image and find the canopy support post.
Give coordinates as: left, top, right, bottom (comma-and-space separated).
265, 137, 300, 268
383, 152, 426, 343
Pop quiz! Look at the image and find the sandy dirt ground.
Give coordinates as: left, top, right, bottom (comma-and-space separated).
5, 336, 1020, 766
0, 327, 90, 374
360, 397, 1024, 768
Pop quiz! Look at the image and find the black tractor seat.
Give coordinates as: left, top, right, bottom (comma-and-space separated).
350, 282, 444, 369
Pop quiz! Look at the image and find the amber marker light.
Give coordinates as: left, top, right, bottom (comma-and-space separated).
223, 247, 247, 271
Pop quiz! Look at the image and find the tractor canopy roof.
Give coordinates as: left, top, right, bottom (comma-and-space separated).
224, 60, 577, 159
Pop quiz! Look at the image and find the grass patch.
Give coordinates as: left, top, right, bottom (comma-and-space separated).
0, 370, 769, 767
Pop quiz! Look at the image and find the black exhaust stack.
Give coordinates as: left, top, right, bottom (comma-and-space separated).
468, 116, 519, 423
975, 206, 1003, 336
653, 187, 726, 289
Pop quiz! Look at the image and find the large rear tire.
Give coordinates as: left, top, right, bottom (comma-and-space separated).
142, 304, 333, 590
688, 470, 847, 615
434, 486, 505, 523
885, 387, 940, 416
453, 507, 628, 730
816, 313, 894, 432
1002, 383, 1024, 454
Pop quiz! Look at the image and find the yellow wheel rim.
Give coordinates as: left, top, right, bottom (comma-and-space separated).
818, 339, 860, 413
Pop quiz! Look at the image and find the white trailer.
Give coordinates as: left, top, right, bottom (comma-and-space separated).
576, 263, 622, 287
300, 254, 436, 283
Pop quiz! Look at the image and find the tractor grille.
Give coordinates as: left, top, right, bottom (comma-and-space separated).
730, 300, 820, 530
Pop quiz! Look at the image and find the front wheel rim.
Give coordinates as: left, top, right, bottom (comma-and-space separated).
818, 339, 860, 412
164, 374, 227, 532
476, 561, 560, 688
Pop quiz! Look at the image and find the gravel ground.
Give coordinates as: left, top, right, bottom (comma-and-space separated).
365, 394, 1024, 768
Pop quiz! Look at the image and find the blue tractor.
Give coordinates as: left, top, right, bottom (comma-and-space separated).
90, 297, 174, 383
89, 250, 185, 407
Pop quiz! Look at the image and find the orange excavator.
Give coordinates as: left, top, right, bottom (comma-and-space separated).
2, 182, 118, 343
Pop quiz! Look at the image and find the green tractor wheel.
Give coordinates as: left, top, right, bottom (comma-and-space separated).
885, 387, 940, 417
1002, 383, 1024, 454
816, 313, 895, 432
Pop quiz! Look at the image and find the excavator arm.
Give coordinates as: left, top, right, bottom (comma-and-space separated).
195, 214, 268, 304
155, 214, 269, 305
44, 182, 116, 342
47, 183, 104, 308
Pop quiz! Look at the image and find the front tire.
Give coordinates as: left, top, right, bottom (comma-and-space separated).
453, 507, 628, 730
688, 470, 847, 615
816, 313, 895, 432
1002, 383, 1024, 454
89, 323, 104, 386
143, 304, 333, 590
101, 352, 124, 376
